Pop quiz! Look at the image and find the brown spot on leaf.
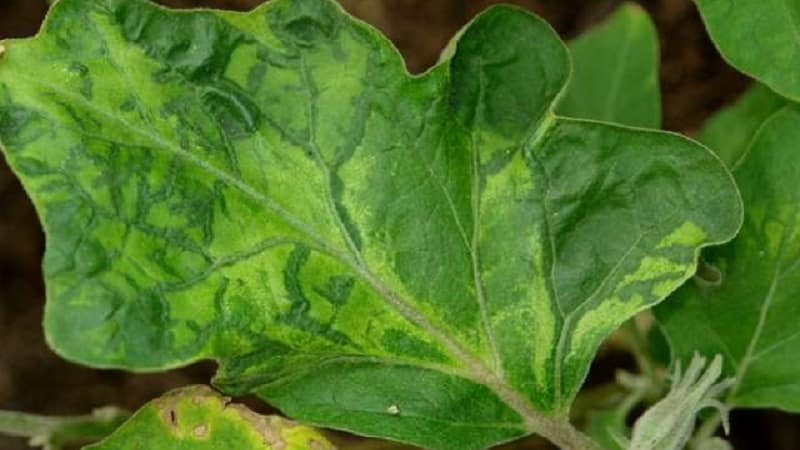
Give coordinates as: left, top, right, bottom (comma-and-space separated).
229, 404, 289, 449
0, 42, 6, 57
193, 424, 209, 437
154, 385, 220, 430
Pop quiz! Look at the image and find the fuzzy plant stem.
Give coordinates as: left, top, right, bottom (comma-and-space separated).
546, 420, 604, 450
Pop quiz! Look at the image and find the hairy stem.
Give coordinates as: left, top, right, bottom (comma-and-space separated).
541, 419, 603, 450
0, 407, 129, 450
690, 413, 724, 449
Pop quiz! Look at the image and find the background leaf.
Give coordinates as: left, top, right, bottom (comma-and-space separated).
86, 386, 335, 450
695, 0, 800, 102
698, 83, 787, 167
558, 2, 660, 128
583, 408, 627, 450
657, 106, 800, 411
0, 0, 742, 448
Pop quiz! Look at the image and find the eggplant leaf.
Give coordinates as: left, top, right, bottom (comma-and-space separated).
559, 3, 661, 128
695, 0, 800, 101
86, 386, 335, 450
699, 83, 787, 168
0, 0, 741, 448
584, 408, 627, 450
657, 106, 800, 412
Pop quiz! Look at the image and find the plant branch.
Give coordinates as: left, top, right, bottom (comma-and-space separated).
538, 417, 603, 450
0, 407, 129, 450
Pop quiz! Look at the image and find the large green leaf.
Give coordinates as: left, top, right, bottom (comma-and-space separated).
0, 0, 741, 448
695, 0, 800, 102
86, 386, 336, 450
698, 83, 787, 167
657, 106, 800, 411
558, 3, 660, 128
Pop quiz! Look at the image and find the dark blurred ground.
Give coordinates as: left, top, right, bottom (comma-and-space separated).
0, 1, 794, 450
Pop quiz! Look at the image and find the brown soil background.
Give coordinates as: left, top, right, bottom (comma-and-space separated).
0, 1, 797, 449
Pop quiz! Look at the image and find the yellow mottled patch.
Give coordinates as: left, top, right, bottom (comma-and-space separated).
478, 131, 519, 165
224, 43, 260, 86
339, 144, 378, 227
570, 293, 644, 358
765, 219, 785, 257
170, 276, 223, 327
652, 277, 683, 298
481, 151, 535, 206
657, 222, 707, 249
527, 235, 557, 390
618, 256, 684, 290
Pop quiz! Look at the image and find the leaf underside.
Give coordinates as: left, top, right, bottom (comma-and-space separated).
0, 0, 741, 448
86, 385, 336, 450
657, 105, 800, 412
695, 0, 800, 102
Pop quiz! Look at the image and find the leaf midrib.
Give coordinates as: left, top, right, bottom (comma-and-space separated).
9, 70, 555, 431
221, 9, 508, 384
471, 54, 505, 378
298, 55, 367, 267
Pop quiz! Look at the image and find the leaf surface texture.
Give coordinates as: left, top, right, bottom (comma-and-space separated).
0, 0, 742, 448
86, 386, 335, 450
558, 3, 660, 128
699, 83, 787, 167
696, 0, 800, 101
658, 106, 800, 411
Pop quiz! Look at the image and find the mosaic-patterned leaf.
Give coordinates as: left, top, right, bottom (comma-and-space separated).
86, 386, 336, 450
0, 0, 741, 448
559, 2, 660, 128
658, 106, 800, 412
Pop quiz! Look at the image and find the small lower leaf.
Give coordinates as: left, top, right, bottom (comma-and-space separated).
85, 386, 335, 450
